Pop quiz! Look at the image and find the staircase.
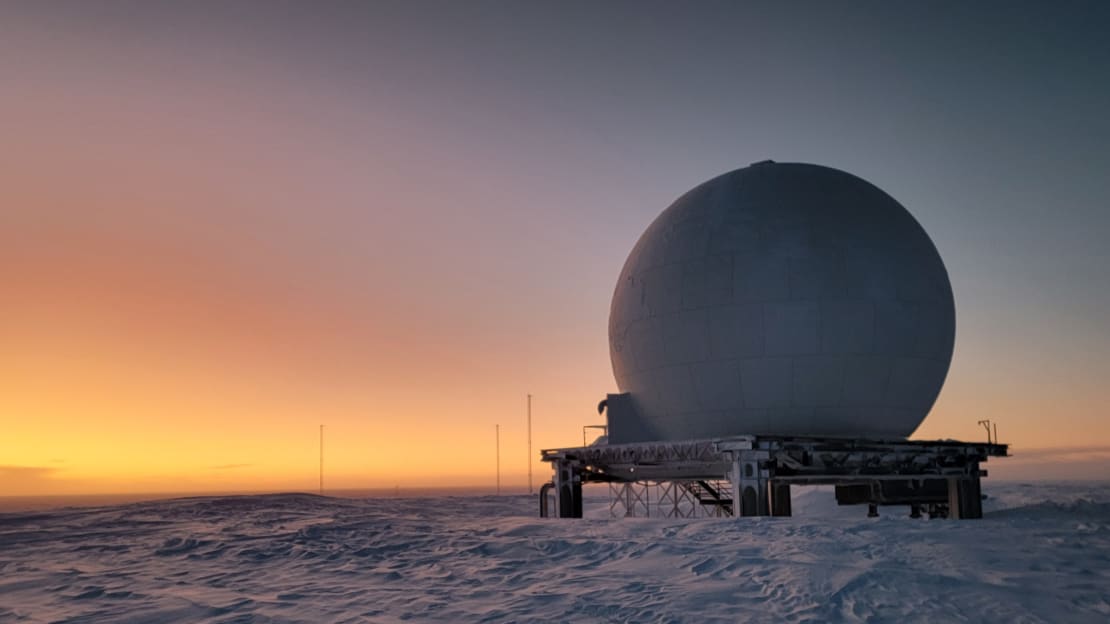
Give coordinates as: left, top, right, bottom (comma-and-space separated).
684, 480, 733, 516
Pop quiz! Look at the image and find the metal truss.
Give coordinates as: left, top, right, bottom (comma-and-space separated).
609, 482, 650, 518
607, 480, 734, 518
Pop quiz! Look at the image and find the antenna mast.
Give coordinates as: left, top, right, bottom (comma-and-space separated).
527, 394, 533, 495
495, 424, 501, 495
977, 419, 992, 444
319, 424, 324, 495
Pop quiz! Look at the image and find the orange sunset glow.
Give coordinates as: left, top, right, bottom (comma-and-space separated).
3, 3, 1110, 499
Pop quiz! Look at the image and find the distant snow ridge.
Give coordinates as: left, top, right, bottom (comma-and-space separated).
1, 485, 1109, 623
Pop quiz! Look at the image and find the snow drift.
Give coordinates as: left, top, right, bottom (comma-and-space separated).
1, 482, 1108, 623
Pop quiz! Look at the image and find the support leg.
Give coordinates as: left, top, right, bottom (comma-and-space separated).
730, 450, 770, 517
770, 482, 792, 517
948, 477, 982, 520
553, 460, 582, 518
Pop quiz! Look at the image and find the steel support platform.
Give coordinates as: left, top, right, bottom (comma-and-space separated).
540, 435, 1008, 520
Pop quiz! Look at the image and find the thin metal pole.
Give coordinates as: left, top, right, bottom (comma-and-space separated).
527, 394, 533, 495
495, 424, 501, 495
319, 424, 324, 495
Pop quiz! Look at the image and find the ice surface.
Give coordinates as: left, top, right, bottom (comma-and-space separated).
1, 482, 1109, 623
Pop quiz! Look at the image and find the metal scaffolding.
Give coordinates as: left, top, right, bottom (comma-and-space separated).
540, 435, 1008, 520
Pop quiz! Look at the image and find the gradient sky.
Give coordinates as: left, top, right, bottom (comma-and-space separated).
2, 1, 1109, 496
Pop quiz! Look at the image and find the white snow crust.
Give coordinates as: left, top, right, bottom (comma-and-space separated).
1, 482, 1108, 623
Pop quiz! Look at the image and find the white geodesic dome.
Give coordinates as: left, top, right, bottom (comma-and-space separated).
608, 161, 955, 440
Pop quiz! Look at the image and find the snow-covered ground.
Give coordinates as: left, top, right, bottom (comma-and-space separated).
1, 482, 1108, 623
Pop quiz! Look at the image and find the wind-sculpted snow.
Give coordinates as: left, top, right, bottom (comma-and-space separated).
2, 483, 1109, 623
